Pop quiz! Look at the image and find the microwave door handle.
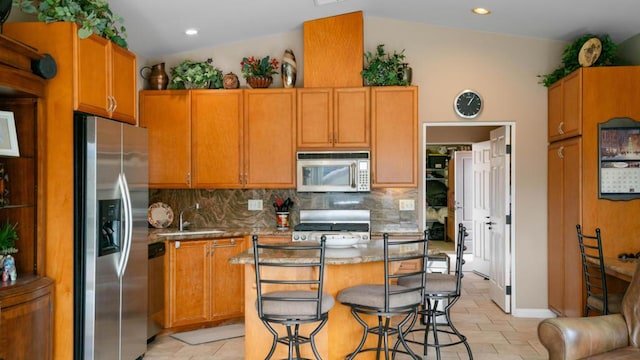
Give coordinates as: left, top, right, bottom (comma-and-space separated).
350, 163, 357, 189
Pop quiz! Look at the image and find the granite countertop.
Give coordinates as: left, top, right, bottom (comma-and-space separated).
147, 227, 293, 243
229, 240, 447, 266
148, 227, 454, 258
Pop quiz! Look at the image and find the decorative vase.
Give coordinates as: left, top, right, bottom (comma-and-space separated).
281, 49, 297, 88
223, 72, 240, 89
400, 63, 412, 85
246, 76, 273, 89
140, 62, 169, 90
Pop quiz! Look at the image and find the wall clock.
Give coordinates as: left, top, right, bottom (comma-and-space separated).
454, 89, 483, 119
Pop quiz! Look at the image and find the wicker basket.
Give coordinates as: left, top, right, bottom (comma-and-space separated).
246, 76, 273, 88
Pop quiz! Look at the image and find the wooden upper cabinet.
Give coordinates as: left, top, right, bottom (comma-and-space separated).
297, 88, 332, 148
191, 90, 244, 188
76, 35, 137, 124
140, 90, 191, 188
244, 89, 296, 188
109, 44, 137, 123
297, 87, 370, 149
548, 70, 581, 142
371, 86, 418, 188
303, 11, 363, 87
142, 89, 293, 189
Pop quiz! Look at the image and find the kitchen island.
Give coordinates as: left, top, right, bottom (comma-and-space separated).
229, 239, 431, 360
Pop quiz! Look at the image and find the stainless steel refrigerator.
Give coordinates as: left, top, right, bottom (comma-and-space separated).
73, 113, 148, 360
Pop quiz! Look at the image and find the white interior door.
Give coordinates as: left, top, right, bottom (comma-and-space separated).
471, 141, 491, 278
488, 126, 511, 313
454, 151, 473, 259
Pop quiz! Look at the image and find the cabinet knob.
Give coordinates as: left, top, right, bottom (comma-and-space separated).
557, 146, 564, 159
557, 121, 564, 135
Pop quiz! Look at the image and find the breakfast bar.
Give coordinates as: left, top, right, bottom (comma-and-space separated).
229, 240, 427, 360
588, 257, 639, 282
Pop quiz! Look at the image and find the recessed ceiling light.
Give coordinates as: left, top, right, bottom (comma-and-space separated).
472, 7, 491, 15
185, 28, 198, 36
314, 0, 344, 6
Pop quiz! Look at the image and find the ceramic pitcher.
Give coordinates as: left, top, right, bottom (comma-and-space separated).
140, 63, 169, 90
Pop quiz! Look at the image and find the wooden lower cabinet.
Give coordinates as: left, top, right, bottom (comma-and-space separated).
0, 276, 53, 360
166, 238, 246, 328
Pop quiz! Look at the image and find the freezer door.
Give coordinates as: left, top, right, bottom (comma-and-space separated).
121, 123, 148, 360
91, 118, 123, 360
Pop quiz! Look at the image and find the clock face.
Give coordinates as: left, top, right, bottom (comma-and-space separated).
454, 90, 483, 118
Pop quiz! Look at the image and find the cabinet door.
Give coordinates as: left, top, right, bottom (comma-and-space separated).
191, 90, 244, 188
548, 70, 582, 142
76, 35, 110, 118
140, 91, 192, 188
547, 138, 582, 317
168, 240, 210, 327
109, 44, 137, 124
244, 89, 296, 188
371, 86, 418, 187
334, 87, 370, 148
0, 278, 54, 360
297, 88, 333, 148
211, 238, 245, 319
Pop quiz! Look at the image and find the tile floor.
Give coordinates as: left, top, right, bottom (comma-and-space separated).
144, 272, 549, 359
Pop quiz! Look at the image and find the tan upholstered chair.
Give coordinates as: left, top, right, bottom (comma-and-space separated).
538, 261, 640, 359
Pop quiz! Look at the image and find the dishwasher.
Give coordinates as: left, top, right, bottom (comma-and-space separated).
147, 241, 165, 343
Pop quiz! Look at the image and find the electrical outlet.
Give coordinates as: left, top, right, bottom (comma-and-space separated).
248, 199, 263, 211
399, 199, 415, 211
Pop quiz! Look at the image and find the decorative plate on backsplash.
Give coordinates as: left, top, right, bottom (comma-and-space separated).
148, 202, 174, 228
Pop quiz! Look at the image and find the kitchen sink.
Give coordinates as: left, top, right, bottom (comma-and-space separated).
157, 229, 226, 236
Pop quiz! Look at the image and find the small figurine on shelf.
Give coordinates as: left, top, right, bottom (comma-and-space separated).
2, 254, 16, 282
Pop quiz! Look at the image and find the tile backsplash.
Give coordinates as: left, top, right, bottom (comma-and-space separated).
149, 188, 419, 232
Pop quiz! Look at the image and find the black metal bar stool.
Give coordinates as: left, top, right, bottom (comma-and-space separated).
252, 235, 335, 360
576, 224, 623, 316
337, 232, 429, 359
399, 223, 473, 359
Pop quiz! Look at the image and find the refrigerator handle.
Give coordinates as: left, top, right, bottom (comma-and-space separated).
117, 172, 133, 278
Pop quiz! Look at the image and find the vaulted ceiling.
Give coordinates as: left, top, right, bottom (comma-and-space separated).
108, 0, 640, 58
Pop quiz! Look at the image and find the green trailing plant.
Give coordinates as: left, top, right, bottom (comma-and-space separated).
538, 34, 619, 87
169, 58, 223, 89
361, 44, 410, 86
0, 221, 18, 256
13, 0, 128, 48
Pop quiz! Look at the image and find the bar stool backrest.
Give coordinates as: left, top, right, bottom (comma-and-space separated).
252, 235, 328, 321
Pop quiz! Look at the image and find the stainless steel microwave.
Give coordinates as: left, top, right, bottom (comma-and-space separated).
296, 151, 370, 192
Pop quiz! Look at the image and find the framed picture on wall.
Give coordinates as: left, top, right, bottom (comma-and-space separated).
0, 111, 19, 157
599, 117, 640, 200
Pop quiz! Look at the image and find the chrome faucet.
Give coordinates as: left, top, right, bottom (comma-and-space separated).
179, 203, 200, 231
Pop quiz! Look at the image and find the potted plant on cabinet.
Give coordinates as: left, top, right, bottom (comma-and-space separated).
0, 221, 18, 256
240, 55, 279, 88
538, 33, 618, 87
168, 58, 223, 89
361, 44, 411, 86
13, 0, 128, 48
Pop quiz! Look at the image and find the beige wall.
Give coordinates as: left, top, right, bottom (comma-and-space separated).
146, 17, 566, 314
618, 33, 640, 65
